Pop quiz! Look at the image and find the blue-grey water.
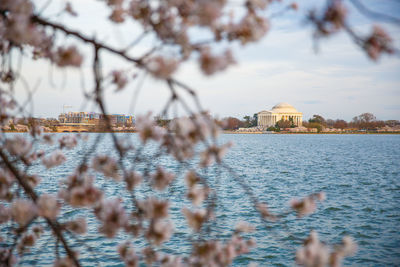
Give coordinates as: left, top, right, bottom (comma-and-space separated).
2, 134, 400, 266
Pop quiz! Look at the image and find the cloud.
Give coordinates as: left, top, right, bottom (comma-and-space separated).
303, 100, 322, 105
10, 0, 400, 121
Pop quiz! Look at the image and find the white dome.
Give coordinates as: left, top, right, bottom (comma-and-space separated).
271, 102, 299, 113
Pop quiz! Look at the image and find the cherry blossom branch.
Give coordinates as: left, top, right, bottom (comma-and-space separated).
0, 150, 81, 267
0, 1, 379, 265
30, 15, 143, 65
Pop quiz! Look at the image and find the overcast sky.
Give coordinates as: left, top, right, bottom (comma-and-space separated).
16, 0, 400, 121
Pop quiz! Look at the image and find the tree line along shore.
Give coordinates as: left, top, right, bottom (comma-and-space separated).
223, 113, 400, 134
2, 112, 399, 134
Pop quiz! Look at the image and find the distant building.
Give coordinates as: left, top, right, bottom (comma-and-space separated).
257, 103, 303, 128
58, 112, 95, 124
106, 114, 133, 125
58, 112, 133, 126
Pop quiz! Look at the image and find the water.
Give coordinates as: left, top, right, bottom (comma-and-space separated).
2, 133, 400, 266
222, 134, 400, 266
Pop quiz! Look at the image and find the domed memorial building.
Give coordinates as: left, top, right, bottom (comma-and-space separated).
257, 103, 303, 128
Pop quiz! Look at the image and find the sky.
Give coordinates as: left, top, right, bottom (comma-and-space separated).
14, 0, 400, 121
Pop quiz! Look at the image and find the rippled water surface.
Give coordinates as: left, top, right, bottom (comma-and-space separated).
4, 133, 400, 266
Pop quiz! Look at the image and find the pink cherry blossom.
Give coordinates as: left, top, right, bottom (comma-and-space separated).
67, 184, 103, 207
145, 220, 173, 245
65, 218, 87, 235
296, 231, 330, 267
59, 135, 78, 149
17, 233, 36, 254
199, 48, 235, 76
137, 197, 169, 219
330, 236, 357, 267
124, 171, 142, 190
94, 198, 128, 238
118, 242, 139, 267
59, 171, 103, 207
290, 2, 299, 11
5, 136, 32, 156
0, 168, 15, 199
200, 142, 232, 167
92, 155, 121, 180
42, 134, 54, 145
196, 1, 222, 26
182, 207, 207, 231
0, 248, 17, 265
235, 221, 255, 233
42, 150, 66, 169
147, 56, 179, 79
37, 194, 60, 220
65, 2, 77, 16
365, 26, 393, 61
256, 202, 277, 221
186, 185, 209, 206
323, 1, 347, 31
296, 231, 357, 267
26, 174, 41, 188
159, 254, 183, 267
246, 0, 269, 10
290, 192, 326, 217
227, 14, 269, 45
11, 199, 37, 226
185, 170, 200, 188
54, 46, 83, 68
150, 167, 175, 191
142, 246, 160, 266
136, 113, 166, 143
106, 0, 124, 6
109, 7, 126, 23
111, 70, 128, 90
0, 204, 11, 224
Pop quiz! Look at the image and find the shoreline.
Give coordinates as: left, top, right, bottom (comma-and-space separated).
3, 130, 399, 135
2, 130, 137, 133
223, 131, 400, 134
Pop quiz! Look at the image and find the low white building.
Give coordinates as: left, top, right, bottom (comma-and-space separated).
257, 103, 303, 128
